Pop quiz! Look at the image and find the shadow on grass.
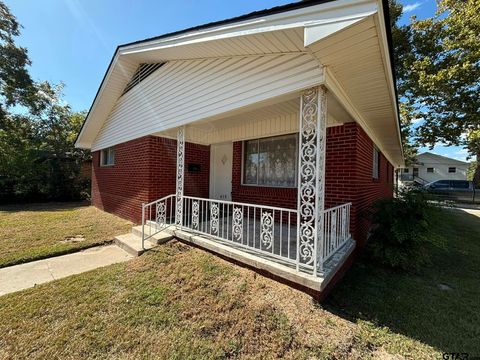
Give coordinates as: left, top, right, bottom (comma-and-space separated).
324, 209, 480, 355
0, 201, 90, 213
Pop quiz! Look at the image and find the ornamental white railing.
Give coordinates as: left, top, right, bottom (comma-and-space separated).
142, 195, 351, 276
141, 194, 176, 247
321, 202, 352, 264
182, 196, 299, 268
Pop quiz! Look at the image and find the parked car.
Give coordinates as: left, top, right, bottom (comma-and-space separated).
423, 180, 479, 203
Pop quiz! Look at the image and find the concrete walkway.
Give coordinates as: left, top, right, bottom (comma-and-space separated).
0, 245, 133, 296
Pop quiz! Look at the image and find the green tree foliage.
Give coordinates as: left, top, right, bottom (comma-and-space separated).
0, 1, 90, 202
392, 0, 480, 179
0, 2, 37, 118
388, 0, 417, 166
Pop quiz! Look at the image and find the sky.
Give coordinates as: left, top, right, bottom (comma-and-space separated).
6, 0, 470, 163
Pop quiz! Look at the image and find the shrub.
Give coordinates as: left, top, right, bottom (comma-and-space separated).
367, 188, 440, 272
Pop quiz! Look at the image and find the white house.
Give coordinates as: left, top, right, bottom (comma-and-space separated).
401, 152, 469, 184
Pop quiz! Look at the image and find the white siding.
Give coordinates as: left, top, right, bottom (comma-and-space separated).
92, 53, 324, 151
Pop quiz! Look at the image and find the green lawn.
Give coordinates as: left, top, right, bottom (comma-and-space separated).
0, 202, 132, 268
0, 207, 477, 358
327, 208, 480, 355
0, 241, 436, 359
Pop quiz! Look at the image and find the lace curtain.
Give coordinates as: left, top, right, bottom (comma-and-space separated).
244, 134, 297, 187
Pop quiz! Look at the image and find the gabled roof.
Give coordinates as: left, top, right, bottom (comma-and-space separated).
75, 0, 402, 166
417, 152, 469, 165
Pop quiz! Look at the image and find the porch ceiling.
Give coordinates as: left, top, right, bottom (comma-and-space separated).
154, 92, 353, 145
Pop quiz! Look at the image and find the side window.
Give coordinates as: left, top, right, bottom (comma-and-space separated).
427, 167, 434, 173
448, 167, 456, 173
372, 147, 379, 179
100, 147, 115, 166
434, 180, 450, 189
452, 180, 469, 189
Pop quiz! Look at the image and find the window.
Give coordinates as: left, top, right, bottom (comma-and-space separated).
433, 180, 450, 189
372, 147, 380, 179
413, 167, 419, 176
451, 180, 469, 189
403, 168, 409, 173
100, 147, 115, 166
243, 134, 297, 187
427, 167, 434, 173
448, 167, 456, 173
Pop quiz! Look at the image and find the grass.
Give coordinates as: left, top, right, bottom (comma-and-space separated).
327, 208, 480, 356
0, 206, 477, 358
0, 240, 437, 359
0, 202, 132, 268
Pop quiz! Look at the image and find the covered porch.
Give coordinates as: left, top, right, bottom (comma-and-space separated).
141, 86, 355, 291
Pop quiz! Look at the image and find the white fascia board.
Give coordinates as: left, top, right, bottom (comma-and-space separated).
374, 0, 404, 165
119, 0, 378, 56
75, 50, 120, 149
303, 11, 376, 46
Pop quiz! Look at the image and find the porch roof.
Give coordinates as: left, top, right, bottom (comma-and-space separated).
75, 0, 403, 167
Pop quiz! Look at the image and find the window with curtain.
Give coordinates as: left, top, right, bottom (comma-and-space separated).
100, 147, 115, 166
243, 134, 297, 187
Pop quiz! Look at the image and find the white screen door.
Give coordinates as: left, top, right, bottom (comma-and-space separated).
210, 143, 233, 200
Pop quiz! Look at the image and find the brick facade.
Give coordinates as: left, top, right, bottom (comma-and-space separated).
231, 122, 394, 247
91, 136, 209, 223
92, 122, 393, 246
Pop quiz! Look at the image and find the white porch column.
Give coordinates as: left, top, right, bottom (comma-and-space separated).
175, 126, 185, 227
297, 86, 327, 276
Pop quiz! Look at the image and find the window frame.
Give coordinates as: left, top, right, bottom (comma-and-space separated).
241, 133, 298, 188
426, 167, 434, 173
100, 147, 115, 167
372, 146, 380, 180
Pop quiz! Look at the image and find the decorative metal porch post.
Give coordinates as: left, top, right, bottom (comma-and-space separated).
175, 126, 185, 227
297, 86, 327, 276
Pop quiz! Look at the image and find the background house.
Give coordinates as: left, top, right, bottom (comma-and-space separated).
400, 152, 468, 185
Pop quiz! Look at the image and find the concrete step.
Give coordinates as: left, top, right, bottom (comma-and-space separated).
131, 225, 173, 244
114, 233, 154, 257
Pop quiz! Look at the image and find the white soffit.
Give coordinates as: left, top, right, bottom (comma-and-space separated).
307, 13, 403, 166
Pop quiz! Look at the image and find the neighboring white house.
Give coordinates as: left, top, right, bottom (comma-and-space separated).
401, 152, 468, 184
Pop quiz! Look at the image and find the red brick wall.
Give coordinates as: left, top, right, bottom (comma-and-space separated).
92, 123, 393, 244
91, 136, 209, 223
231, 122, 394, 246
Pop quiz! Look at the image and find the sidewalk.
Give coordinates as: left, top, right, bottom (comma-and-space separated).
0, 245, 133, 296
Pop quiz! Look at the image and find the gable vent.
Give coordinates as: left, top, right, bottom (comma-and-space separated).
122, 62, 164, 95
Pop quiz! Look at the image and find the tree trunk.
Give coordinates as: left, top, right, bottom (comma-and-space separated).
474, 154, 480, 187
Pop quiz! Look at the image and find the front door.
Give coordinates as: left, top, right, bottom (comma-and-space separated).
210, 143, 233, 200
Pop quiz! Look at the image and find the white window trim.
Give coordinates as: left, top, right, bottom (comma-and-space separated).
241, 133, 298, 188
100, 147, 115, 167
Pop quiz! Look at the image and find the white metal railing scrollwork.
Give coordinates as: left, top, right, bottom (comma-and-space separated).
141, 195, 351, 276
141, 194, 176, 248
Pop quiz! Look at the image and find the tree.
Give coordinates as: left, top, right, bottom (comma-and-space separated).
396, 0, 480, 182
388, 0, 417, 166
0, 1, 36, 118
